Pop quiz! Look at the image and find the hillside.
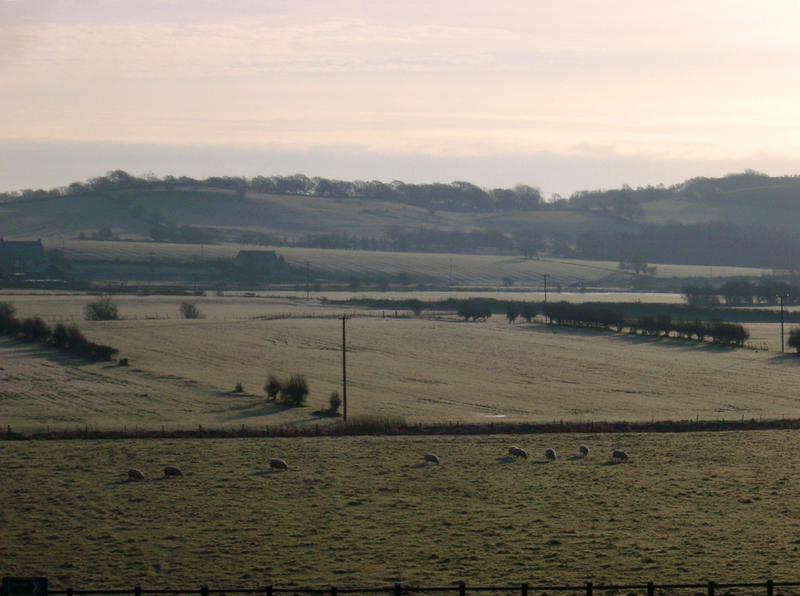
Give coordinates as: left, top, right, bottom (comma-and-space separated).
2, 170, 800, 281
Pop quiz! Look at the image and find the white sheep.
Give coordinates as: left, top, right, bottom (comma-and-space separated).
163, 465, 183, 477
579, 444, 589, 457
545, 448, 557, 461
424, 453, 440, 464
612, 449, 629, 462
269, 458, 289, 471
128, 468, 145, 481
508, 446, 528, 459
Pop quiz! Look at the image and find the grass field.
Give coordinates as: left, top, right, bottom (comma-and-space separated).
2, 431, 800, 588
2, 293, 799, 432
48, 238, 771, 289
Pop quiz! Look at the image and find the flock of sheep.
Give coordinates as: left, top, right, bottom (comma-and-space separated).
126, 448, 629, 481
425, 444, 629, 465
126, 459, 288, 481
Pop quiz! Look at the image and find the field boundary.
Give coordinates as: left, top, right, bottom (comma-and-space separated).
5, 416, 800, 441
42, 579, 797, 596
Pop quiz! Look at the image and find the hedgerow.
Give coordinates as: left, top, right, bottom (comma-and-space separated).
0, 302, 118, 361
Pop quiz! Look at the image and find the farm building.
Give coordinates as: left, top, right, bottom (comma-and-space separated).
0, 238, 47, 276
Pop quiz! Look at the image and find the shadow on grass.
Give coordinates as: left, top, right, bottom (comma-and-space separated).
522, 323, 760, 354
0, 336, 100, 366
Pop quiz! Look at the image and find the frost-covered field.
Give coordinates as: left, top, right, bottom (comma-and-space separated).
1, 293, 798, 431
2, 431, 799, 588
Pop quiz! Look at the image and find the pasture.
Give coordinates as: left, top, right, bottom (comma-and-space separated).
2, 293, 799, 432
2, 431, 800, 588
50, 238, 770, 288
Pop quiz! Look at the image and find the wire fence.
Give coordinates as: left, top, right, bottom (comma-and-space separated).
43, 580, 800, 596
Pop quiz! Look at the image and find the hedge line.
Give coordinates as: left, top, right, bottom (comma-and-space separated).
0, 303, 118, 361
542, 302, 750, 347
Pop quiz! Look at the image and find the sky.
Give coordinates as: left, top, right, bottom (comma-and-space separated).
2, 0, 800, 197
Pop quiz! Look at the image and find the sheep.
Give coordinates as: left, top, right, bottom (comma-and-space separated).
424, 453, 440, 464
163, 465, 183, 478
545, 448, 557, 461
508, 446, 528, 459
269, 458, 289, 471
579, 444, 589, 457
612, 449, 629, 462
127, 468, 145, 481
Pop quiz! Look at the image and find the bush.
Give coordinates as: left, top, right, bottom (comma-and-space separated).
90, 344, 119, 361
233, 381, 244, 393
329, 390, 341, 413
407, 299, 423, 316
0, 302, 20, 335
788, 327, 800, 354
264, 374, 282, 401
85, 294, 119, 321
179, 301, 202, 319
279, 374, 309, 406
20, 317, 51, 342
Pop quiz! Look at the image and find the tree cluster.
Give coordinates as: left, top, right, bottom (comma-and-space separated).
577, 221, 800, 269
0, 303, 118, 360
684, 277, 799, 307
457, 300, 493, 321
542, 301, 750, 347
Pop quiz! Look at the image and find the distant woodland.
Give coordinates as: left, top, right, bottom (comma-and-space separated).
4, 169, 800, 269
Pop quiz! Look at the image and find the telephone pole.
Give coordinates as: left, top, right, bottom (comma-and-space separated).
340, 315, 350, 423
780, 294, 786, 353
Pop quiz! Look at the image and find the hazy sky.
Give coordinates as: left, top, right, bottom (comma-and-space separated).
2, 0, 800, 196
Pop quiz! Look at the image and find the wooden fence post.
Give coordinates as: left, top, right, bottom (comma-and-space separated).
331, 587, 337, 596
647, 582, 654, 596
265, 586, 272, 596
201, 585, 209, 596
707, 581, 715, 596
394, 583, 402, 596
521, 583, 528, 596
767, 580, 774, 596
585, 582, 592, 596
459, 582, 466, 596
66, 588, 73, 596
135, 586, 141, 596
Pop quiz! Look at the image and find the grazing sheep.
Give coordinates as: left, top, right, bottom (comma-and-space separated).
545, 448, 557, 461
163, 465, 183, 478
579, 444, 589, 457
508, 446, 528, 459
127, 468, 145, 481
424, 453, 440, 464
612, 449, 629, 462
269, 458, 289, 471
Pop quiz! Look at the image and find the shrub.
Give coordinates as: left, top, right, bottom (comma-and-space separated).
90, 344, 119, 361
85, 294, 119, 321
789, 327, 800, 354
0, 302, 20, 335
329, 390, 341, 413
279, 374, 309, 406
20, 317, 51, 342
264, 374, 282, 401
407, 299, 423, 316
179, 301, 202, 319
233, 381, 244, 393
506, 302, 520, 323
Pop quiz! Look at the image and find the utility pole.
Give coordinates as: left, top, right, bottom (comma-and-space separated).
543, 274, 548, 304
306, 262, 310, 300
543, 273, 548, 324
780, 294, 786, 353
340, 315, 350, 423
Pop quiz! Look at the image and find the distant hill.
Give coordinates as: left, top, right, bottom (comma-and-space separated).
2, 169, 800, 270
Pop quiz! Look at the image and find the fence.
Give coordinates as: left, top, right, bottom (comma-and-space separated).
43, 581, 800, 596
